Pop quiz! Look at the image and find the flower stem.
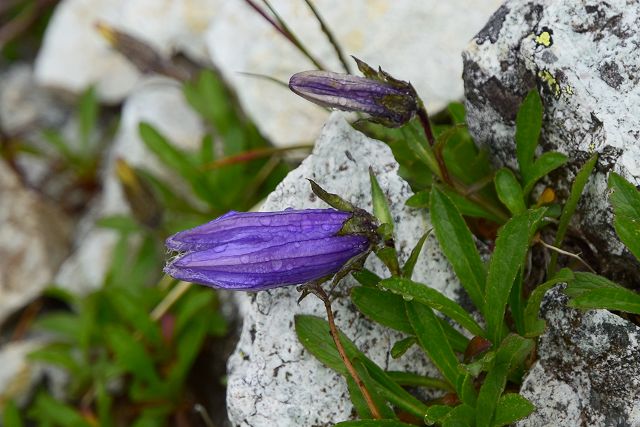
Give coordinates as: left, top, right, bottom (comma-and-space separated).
312, 284, 382, 419
417, 106, 452, 186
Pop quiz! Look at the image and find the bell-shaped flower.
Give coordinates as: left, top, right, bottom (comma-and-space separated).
289, 58, 418, 127
164, 209, 372, 291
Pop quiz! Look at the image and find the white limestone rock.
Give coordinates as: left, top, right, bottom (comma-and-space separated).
226, 113, 462, 426
54, 78, 204, 293
518, 287, 640, 426
205, 0, 503, 146
462, 0, 640, 278
34, 0, 221, 102
0, 161, 72, 325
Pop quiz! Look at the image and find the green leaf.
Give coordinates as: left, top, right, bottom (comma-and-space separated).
484, 212, 531, 344
522, 152, 568, 196
351, 359, 398, 419
3, 400, 23, 427
352, 287, 412, 334
402, 231, 430, 279
381, 277, 484, 337
169, 315, 210, 385
105, 325, 159, 385
440, 187, 504, 223
441, 404, 475, 427
515, 89, 543, 180
495, 168, 526, 215
493, 393, 535, 426
28, 344, 82, 375
352, 269, 383, 287
174, 288, 218, 335
96, 215, 141, 232
138, 122, 196, 182
335, 421, 415, 427
430, 187, 486, 311
565, 272, 640, 314
524, 268, 574, 337
423, 405, 452, 425
390, 337, 417, 359
406, 301, 461, 386
33, 312, 81, 342
405, 190, 430, 208
609, 172, 640, 261
370, 167, 394, 227
448, 102, 466, 124
548, 154, 598, 274
564, 271, 622, 296
475, 335, 534, 427
78, 86, 98, 152
568, 287, 640, 314
508, 271, 525, 335
105, 287, 162, 346
28, 392, 92, 427
295, 315, 430, 419
385, 371, 452, 391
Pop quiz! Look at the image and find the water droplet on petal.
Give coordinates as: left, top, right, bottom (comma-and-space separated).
259, 216, 272, 226
240, 255, 250, 263
213, 244, 227, 253
321, 224, 333, 231
271, 260, 283, 271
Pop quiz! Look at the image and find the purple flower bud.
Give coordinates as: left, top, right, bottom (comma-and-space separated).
289, 70, 418, 127
164, 209, 371, 291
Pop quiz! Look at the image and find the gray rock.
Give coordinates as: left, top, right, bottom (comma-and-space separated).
518, 287, 640, 426
0, 161, 72, 326
226, 113, 461, 426
34, 0, 221, 102
462, 0, 640, 279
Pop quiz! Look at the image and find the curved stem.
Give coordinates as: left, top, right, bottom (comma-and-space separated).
313, 284, 382, 419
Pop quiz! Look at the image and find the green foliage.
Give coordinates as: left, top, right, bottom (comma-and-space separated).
297, 89, 615, 427
609, 172, 640, 260
139, 69, 289, 228
430, 186, 486, 311
548, 154, 598, 274
515, 89, 567, 195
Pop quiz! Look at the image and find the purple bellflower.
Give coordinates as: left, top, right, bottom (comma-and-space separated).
164, 209, 373, 291
289, 57, 419, 127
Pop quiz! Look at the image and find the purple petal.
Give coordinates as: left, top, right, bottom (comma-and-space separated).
166, 209, 351, 251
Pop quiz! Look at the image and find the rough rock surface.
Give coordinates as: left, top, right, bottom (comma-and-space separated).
226, 113, 461, 426
206, 0, 503, 146
35, 0, 221, 101
462, 0, 640, 279
0, 161, 72, 325
518, 287, 640, 426
54, 78, 204, 293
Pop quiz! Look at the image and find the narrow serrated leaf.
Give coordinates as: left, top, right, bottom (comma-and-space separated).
548, 154, 598, 274
430, 187, 486, 312
406, 301, 461, 386
402, 231, 430, 279
493, 393, 535, 426
515, 89, 543, 180
381, 277, 484, 337
495, 168, 526, 215
476, 335, 534, 427
485, 212, 531, 344
352, 287, 412, 334
523, 151, 568, 196
609, 172, 640, 261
